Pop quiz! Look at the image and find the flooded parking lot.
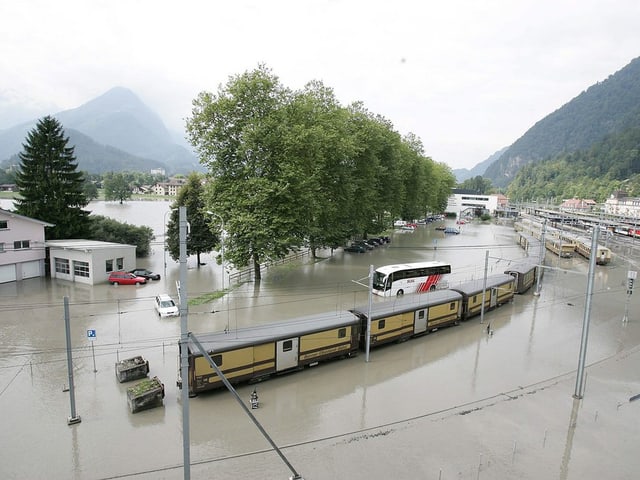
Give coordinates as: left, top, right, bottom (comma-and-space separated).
1, 202, 639, 479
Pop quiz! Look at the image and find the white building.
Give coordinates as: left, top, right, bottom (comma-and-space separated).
0, 209, 53, 283
604, 191, 640, 219
47, 239, 137, 285
445, 190, 503, 219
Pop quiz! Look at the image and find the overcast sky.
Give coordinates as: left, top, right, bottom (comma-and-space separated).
1, 0, 639, 170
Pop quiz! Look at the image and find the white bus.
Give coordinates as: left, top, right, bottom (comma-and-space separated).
372, 261, 452, 297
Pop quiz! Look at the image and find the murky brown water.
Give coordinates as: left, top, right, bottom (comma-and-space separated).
1, 202, 639, 479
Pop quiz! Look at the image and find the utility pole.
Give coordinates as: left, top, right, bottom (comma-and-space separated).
574, 226, 599, 399
178, 206, 191, 479
64, 296, 81, 425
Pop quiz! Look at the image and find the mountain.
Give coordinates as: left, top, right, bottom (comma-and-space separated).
0, 87, 201, 174
453, 147, 507, 183
484, 56, 640, 188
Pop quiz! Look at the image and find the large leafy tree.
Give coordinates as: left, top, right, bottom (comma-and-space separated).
166, 172, 218, 267
14, 116, 89, 239
187, 65, 302, 280
103, 172, 133, 203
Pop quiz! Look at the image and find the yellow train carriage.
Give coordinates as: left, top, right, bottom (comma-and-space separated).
574, 238, 612, 265
180, 311, 360, 395
351, 289, 463, 348
450, 274, 515, 320
545, 236, 575, 258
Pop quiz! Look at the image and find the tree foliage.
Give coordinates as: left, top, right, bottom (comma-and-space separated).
166, 172, 218, 266
458, 175, 493, 194
187, 65, 455, 279
103, 171, 133, 203
14, 116, 89, 239
506, 126, 640, 203
87, 215, 154, 257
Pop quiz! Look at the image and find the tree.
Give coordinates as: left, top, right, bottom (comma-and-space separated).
166, 172, 218, 267
187, 65, 300, 280
87, 215, 154, 257
104, 172, 133, 203
14, 116, 89, 239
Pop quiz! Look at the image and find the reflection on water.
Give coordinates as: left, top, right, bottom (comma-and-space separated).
2, 202, 640, 478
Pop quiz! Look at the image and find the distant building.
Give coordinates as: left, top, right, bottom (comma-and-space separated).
47, 239, 137, 285
0, 209, 53, 283
559, 198, 596, 212
446, 189, 501, 218
153, 178, 186, 196
604, 191, 640, 219
150, 168, 166, 176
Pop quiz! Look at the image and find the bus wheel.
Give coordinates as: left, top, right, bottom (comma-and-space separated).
397, 289, 404, 296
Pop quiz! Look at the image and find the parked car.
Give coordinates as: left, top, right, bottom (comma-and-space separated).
344, 244, 366, 253
130, 268, 161, 280
154, 294, 179, 317
108, 271, 147, 285
353, 240, 374, 250
444, 227, 460, 234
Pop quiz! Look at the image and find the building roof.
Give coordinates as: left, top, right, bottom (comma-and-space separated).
0, 208, 55, 227
46, 239, 136, 250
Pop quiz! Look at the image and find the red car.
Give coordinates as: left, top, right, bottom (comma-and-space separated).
108, 271, 147, 285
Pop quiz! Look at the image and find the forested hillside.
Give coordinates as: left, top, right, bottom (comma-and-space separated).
485, 56, 640, 188
506, 126, 640, 202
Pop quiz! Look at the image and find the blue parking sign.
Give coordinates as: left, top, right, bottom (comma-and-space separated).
87, 329, 96, 340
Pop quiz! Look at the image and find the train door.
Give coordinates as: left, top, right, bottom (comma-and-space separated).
276, 337, 299, 372
490, 288, 498, 308
414, 308, 427, 334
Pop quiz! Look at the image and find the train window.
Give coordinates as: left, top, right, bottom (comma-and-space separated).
449, 302, 456, 311
418, 310, 425, 320
211, 354, 222, 367
282, 340, 293, 352
378, 319, 386, 329
338, 328, 346, 338
472, 295, 477, 303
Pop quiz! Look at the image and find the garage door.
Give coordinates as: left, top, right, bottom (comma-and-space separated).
21, 260, 41, 279
0, 264, 17, 283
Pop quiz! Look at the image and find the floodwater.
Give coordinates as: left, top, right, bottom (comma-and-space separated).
1, 201, 639, 479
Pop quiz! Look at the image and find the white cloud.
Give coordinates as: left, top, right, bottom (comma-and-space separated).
1, 0, 639, 169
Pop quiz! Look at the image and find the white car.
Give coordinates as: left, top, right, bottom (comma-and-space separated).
154, 294, 179, 317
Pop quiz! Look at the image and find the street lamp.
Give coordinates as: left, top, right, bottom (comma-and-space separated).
206, 211, 225, 291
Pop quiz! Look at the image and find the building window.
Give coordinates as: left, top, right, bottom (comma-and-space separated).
116, 257, 124, 270
105, 259, 113, 272
0, 220, 7, 229
73, 260, 90, 278
55, 258, 70, 274
14, 240, 30, 250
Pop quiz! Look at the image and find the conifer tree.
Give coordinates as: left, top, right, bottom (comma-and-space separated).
14, 116, 89, 239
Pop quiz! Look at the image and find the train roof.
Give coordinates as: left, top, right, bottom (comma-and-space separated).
351, 289, 462, 319
188, 310, 359, 354
189, 311, 358, 354
503, 259, 539, 274
449, 274, 514, 296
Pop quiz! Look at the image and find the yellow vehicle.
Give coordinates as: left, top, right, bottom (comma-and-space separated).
545, 236, 575, 258
178, 311, 360, 396
351, 289, 463, 347
450, 274, 515, 319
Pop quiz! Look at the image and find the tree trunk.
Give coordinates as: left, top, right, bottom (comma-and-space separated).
196, 251, 202, 268
253, 255, 261, 281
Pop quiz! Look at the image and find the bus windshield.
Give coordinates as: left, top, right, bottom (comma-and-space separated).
371, 262, 451, 297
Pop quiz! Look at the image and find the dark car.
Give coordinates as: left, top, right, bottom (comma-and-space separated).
344, 244, 366, 253
129, 268, 161, 280
353, 240, 374, 250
